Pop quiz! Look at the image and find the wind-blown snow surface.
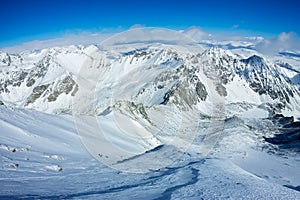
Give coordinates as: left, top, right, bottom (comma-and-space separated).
1, 36, 300, 198
0, 106, 299, 199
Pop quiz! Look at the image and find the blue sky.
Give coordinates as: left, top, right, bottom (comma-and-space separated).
1, 0, 300, 47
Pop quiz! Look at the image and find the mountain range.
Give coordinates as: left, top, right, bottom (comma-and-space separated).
0, 39, 300, 198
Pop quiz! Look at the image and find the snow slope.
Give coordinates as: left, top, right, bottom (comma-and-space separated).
0, 106, 299, 199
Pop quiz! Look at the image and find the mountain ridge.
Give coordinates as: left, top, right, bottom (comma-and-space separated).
0, 44, 299, 118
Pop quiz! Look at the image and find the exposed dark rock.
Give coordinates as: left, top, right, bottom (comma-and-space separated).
157, 85, 164, 89
284, 185, 300, 192
216, 84, 227, 97
264, 130, 300, 144
134, 51, 147, 58
265, 114, 300, 151
10, 163, 19, 168
241, 55, 265, 66
0, 70, 29, 93
48, 76, 77, 102
71, 84, 78, 96
196, 82, 208, 101
129, 102, 150, 122
26, 57, 50, 87
26, 78, 36, 87
26, 84, 50, 105
160, 83, 177, 105
283, 121, 300, 128
269, 114, 294, 126
99, 106, 112, 116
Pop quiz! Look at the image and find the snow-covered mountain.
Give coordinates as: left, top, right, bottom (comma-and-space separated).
1, 42, 300, 198
0, 44, 299, 116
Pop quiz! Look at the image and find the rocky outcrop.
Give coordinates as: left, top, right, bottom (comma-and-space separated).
265, 114, 300, 151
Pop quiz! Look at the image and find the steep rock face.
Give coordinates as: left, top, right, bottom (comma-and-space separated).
238, 55, 297, 105
199, 47, 236, 85
264, 114, 300, 152
0, 52, 23, 67
25, 75, 77, 104
0, 47, 80, 113
196, 47, 237, 98
150, 63, 209, 108
119, 49, 210, 110
196, 48, 300, 113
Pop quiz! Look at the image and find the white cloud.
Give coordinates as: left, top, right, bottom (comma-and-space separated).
0, 32, 112, 53
1, 26, 300, 57
182, 27, 264, 49
255, 32, 300, 55
182, 27, 300, 56
1, 27, 195, 53
182, 26, 209, 41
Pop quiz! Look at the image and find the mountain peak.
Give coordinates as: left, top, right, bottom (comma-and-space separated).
202, 46, 235, 58
242, 54, 265, 65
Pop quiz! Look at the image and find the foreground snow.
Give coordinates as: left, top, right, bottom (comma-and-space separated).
0, 106, 299, 199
